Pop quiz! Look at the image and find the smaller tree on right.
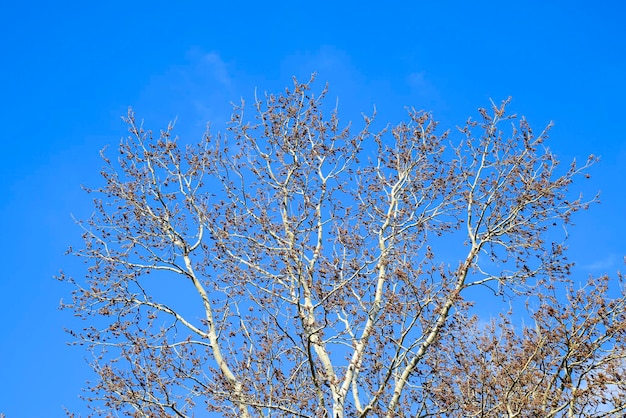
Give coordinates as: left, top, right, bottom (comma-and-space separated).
423, 272, 626, 417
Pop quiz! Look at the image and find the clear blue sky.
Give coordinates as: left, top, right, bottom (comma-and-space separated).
1, 1, 624, 415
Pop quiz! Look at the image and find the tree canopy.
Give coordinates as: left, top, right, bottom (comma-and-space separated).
60, 78, 626, 417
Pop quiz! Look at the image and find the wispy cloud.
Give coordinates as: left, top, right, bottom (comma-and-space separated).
278, 45, 446, 123
406, 71, 444, 109
196, 50, 232, 88
581, 253, 620, 272
134, 50, 238, 136
131, 47, 446, 138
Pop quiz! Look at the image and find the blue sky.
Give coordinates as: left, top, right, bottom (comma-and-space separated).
1, 1, 624, 415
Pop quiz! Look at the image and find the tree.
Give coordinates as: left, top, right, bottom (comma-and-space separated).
423, 274, 626, 417
60, 77, 625, 417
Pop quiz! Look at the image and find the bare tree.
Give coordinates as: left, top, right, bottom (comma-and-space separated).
60, 77, 624, 417
421, 272, 626, 418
